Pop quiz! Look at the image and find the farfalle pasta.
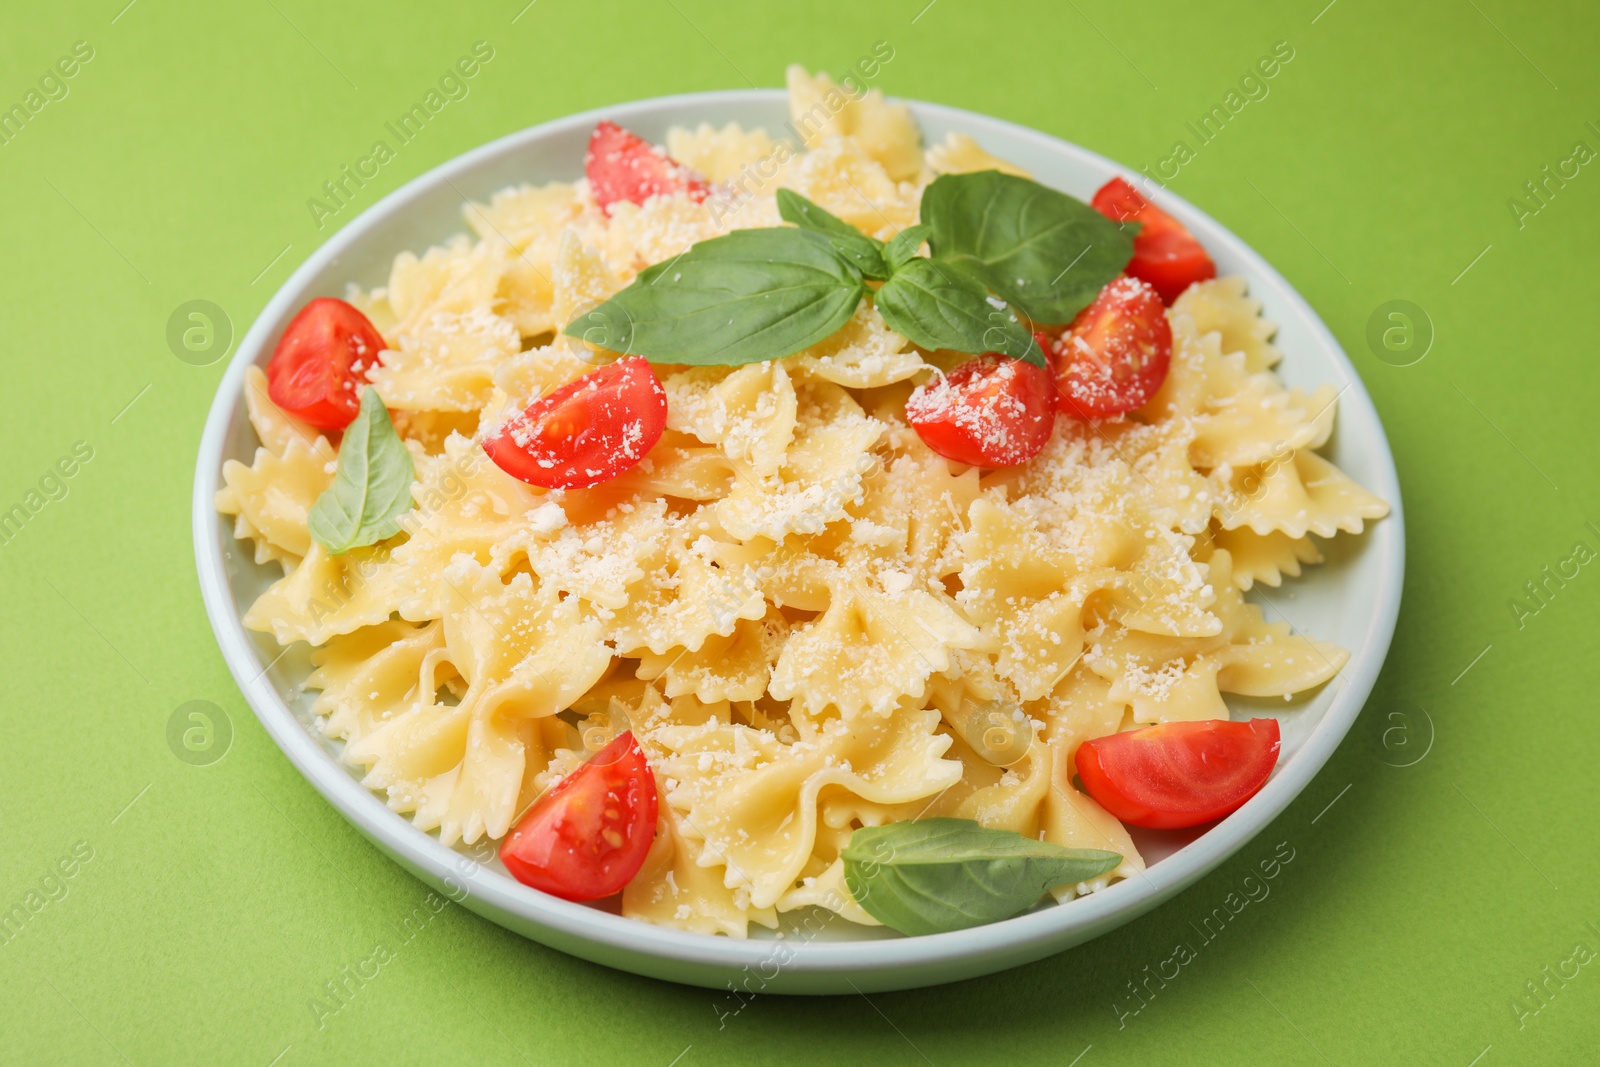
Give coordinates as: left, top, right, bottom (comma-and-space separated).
219, 66, 1387, 938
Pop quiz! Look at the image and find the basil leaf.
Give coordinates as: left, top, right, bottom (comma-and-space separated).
921, 170, 1135, 324
873, 258, 1044, 366
308, 387, 415, 555
776, 189, 889, 280
564, 228, 867, 366
842, 818, 1122, 936
884, 223, 930, 272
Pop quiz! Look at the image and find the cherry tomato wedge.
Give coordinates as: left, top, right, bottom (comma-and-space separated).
1091, 177, 1216, 304
499, 731, 659, 902
483, 356, 667, 490
585, 120, 710, 213
1049, 276, 1172, 420
1075, 718, 1281, 830
905, 353, 1055, 467
265, 297, 387, 431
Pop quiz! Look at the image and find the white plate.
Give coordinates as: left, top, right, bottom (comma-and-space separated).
193, 89, 1404, 994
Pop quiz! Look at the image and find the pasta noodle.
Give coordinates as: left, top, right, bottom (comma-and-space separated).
219, 68, 1388, 937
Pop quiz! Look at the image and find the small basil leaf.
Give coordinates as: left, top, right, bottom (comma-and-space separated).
842, 818, 1122, 936
873, 258, 1043, 366
884, 223, 931, 272
564, 228, 867, 366
776, 188, 890, 280
308, 387, 415, 555
921, 170, 1135, 324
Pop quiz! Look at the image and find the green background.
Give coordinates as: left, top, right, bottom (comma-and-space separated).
2, 0, 1596, 1062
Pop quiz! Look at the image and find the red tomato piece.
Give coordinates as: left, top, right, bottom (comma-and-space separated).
265, 297, 387, 431
585, 120, 709, 213
1075, 718, 1281, 830
1091, 177, 1216, 304
1050, 276, 1172, 420
905, 353, 1056, 467
500, 732, 659, 902
482, 356, 667, 490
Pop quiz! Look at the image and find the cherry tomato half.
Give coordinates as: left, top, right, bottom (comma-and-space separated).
1049, 276, 1172, 420
585, 120, 710, 213
483, 356, 667, 490
1075, 718, 1281, 830
905, 353, 1056, 467
499, 731, 659, 902
1091, 177, 1216, 304
265, 297, 387, 431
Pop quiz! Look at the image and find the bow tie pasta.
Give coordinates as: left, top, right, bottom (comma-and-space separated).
218, 66, 1386, 938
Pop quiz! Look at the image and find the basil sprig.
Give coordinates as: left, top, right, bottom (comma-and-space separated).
565, 172, 1133, 369
921, 170, 1136, 324
308, 387, 415, 555
842, 817, 1122, 936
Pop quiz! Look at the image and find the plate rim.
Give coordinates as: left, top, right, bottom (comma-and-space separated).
192, 86, 1405, 988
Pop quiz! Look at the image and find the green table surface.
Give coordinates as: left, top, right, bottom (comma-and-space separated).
3, 0, 1597, 1062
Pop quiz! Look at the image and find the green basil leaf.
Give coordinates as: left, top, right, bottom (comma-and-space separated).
308, 387, 415, 555
873, 257, 1043, 366
884, 223, 930, 272
921, 170, 1135, 324
563, 228, 867, 366
776, 188, 890, 280
842, 818, 1122, 936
